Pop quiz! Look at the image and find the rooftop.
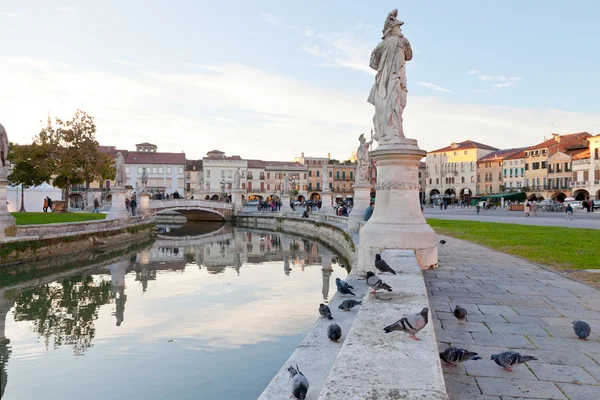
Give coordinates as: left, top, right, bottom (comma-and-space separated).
125, 151, 186, 165
135, 142, 157, 147
477, 147, 528, 162
429, 140, 498, 154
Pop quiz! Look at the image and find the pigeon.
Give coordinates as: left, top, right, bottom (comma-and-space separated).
319, 304, 333, 320
338, 299, 362, 311
490, 351, 537, 371
573, 320, 591, 340
439, 347, 482, 366
383, 307, 429, 340
288, 365, 309, 400
454, 305, 467, 324
439, 240, 446, 245
366, 271, 392, 294
327, 323, 342, 342
335, 277, 354, 290
335, 278, 355, 296
375, 253, 396, 275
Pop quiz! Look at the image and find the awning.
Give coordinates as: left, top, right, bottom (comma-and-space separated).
481, 192, 526, 200
346, 195, 353, 198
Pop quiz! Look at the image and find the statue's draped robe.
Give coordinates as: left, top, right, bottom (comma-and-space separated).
367, 35, 412, 143
356, 142, 371, 183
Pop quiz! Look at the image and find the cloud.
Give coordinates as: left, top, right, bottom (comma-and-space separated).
303, 26, 314, 37
55, 7, 75, 13
110, 58, 148, 68
468, 70, 479, 75
418, 82, 451, 93
260, 13, 281, 26
0, 11, 26, 17
473, 89, 493, 93
302, 31, 375, 75
493, 82, 516, 88
478, 75, 522, 82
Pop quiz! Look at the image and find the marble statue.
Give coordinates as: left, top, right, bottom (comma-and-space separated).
367, 9, 413, 144
140, 167, 148, 191
0, 123, 9, 168
283, 173, 290, 195
196, 170, 204, 191
356, 133, 373, 183
322, 162, 330, 191
233, 168, 241, 190
115, 152, 127, 187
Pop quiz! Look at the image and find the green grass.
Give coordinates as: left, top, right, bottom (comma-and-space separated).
12, 212, 106, 225
427, 218, 599, 270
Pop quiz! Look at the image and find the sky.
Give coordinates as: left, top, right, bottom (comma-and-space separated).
2, 0, 600, 161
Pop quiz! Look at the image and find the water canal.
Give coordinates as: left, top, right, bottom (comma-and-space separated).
0, 222, 349, 400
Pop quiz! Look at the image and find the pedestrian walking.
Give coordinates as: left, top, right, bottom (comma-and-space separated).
93, 198, 100, 213
43, 197, 48, 212
565, 203, 574, 220
130, 197, 137, 216
531, 202, 537, 217
524, 202, 530, 217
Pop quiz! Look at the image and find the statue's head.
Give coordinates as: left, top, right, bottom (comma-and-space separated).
382, 9, 403, 38
359, 133, 366, 143
117, 152, 122, 157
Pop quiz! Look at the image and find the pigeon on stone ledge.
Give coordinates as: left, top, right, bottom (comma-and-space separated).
490, 351, 537, 371
454, 305, 467, 324
319, 304, 333, 320
288, 365, 309, 400
338, 299, 362, 311
335, 277, 354, 290
336, 278, 355, 296
439, 347, 482, 366
573, 320, 591, 340
366, 271, 392, 294
383, 307, 429, 340
327, 323, 342, 342
439, 240, 446, 245
375, 254, 396, 275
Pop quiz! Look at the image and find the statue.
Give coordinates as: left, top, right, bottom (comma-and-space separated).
356, 133, 373, 183
367, 9, 413, 144
115, 152, 127, 187
283, 173, 290, 195
233, 168, 241, 190
322, 162, 330, 191
196, 170, 204, 191
0, 123, 9, 168
140, 167, 148, 191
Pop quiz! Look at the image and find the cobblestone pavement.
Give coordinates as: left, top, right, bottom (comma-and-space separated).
424, 236, 600, 400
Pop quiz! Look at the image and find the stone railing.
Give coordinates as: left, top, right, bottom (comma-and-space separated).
148, 199, 234, 210
15, 218, 127, 238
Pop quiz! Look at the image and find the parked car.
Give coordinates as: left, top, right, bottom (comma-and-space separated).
565, 201, 583, 210
593, 200, 600, 210
247, 200, 259, 206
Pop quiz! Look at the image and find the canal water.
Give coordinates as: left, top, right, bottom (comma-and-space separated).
0, 223, 349, 400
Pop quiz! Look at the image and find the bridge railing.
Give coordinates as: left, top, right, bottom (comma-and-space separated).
148, 199, 234, 210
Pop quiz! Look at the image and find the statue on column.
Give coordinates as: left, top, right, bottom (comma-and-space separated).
283, 173, 290, 195
115, 152, 127, 187
0, 123, 9, 168
367, 9, 413, 144
140, 167, 148, 192
233, 168, 241, 190
195, 170, 204, 191
322, 162, 330, 191
356, 133, 373, 183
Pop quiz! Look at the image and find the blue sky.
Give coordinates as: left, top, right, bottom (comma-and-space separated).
2, 0, 600, 160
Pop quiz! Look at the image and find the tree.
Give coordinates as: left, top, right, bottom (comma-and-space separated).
36, 110, 115, 212
8, 143, 52, 211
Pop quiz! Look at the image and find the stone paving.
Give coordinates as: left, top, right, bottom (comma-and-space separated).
424, 236, 600, 400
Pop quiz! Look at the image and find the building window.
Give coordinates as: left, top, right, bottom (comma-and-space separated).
137, 167, 143, 173
532, 162, 540, 170
228, 170, 232, 178
126, 167, 130, 174
471, 176, 474, 183
434, 154, 437, 158
464, 150, 467, 155
342, 171, 345, 179
267, 173, 270, 179
167, 167, 172, 174
454, 151, 457, 156
178, 167, 183, 175
158, 167, 164, 174
221, 170, 225, 178
308, 171, 312, 177
541, 161, 547, 169
152, 167, 157, 174
317, 182, 320, 189
308, 183, 312, 190
461, 176, 465, 183
461, 162, 464, 172
350, 171, 353, 180
205, 169, 209, 178
316, 171, 320, 177
525, 164, 529, 171
267, 184, 270, 191
436, 178, 439, 184
429, 178, 432, 184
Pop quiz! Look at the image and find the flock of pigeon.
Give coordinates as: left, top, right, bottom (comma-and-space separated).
441, 304, 593, 371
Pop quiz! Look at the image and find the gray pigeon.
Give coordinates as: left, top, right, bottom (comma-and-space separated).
335, 277, 354, 290
319, 303, 333, 320
338, 299, 362, 311
490, 351, 537, 371
336, 279, 355, 296
454, 305, 467, 324
573, 320, 591, 340
366, 271, 392, 294
327, 323, 342, 342
375, 253, 396, 275
439, 347, 481, 366
383, 307, 429, 340
288, 365, 309, 400
439, 240, 446, 245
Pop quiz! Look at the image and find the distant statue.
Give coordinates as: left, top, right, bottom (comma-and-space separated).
140, 167, 148, 191
322, 162, 330, 191
0, 122, 9, 168
233, 168, 241, 190
368, 9, 413, 144
356, 133, 373, 183
196, 170, 204, 191
115, 152, 127, 187
283, 173, 290, 195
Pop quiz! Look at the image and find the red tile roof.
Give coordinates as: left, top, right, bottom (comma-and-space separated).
571, 148, 590, 160
429, 140, 498, 154
135, 142, 156, 147
247, 159, 265, 168
125, 151, 186, 165
526, 132, 591, 151
503, 150, 526, 160
477, 147, 528, 162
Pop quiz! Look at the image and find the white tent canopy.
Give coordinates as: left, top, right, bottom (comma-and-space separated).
7, 183, 63, 212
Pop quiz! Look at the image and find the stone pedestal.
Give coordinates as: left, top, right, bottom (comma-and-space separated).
280, 194, 292, 215
106, 187, 130, 221
348, 182, 372, 231
358, 139, 437, 270
231, 189, 244, 214
0, 177, 16, 238
319, 189, 335, 214
139, 192, 150, 215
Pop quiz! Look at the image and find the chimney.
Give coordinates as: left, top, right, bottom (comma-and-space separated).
552, 133, 560, 142
328, 153, 331, 159
301, 152, 304, 157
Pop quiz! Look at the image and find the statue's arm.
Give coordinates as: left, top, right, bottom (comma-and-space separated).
403, 38, 413, 61
369, 42, 383, 70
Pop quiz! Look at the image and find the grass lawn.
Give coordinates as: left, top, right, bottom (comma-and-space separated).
12, 212, 106, 225
427, 218, 599, 270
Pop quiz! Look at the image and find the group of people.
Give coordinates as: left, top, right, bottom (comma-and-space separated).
335, 203, 349, 217
42, 197, 53, 212
153, 191, 181, 200
125, 197, 138, 216
523, 202, 538, 217
257, 200, 282, 212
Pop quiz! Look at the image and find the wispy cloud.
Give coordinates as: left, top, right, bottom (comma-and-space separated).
0, 11, 26, 17
473, 89, 493, 93
478, 75, 522, 82
303, 26, 314, 37
260, 13, 281, 26
110, 58, 148, 68
468, 70, 479, 75
493, 82, 516, 88
55, 7, 74, 13
418, 82, 451, 93
302, 31, 375, 75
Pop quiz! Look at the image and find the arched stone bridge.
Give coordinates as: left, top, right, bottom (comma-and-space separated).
154, 224, 234, 247
147, 199, 234, 221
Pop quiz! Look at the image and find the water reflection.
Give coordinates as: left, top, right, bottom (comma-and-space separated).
0, 223, 348, 400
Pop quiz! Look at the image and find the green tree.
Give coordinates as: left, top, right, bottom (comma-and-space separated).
7, 143, 52, 212
36, 110, 115, 212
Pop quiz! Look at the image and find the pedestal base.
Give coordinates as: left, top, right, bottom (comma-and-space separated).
358, 138, 438, 270
106, 187, 131, 221
348, 183, 371, 231
318, 190, 335, 214
138, 192, 150, 215
0, 178, 16, 238
231, 189, 244, 214
280, 194, 292, 215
